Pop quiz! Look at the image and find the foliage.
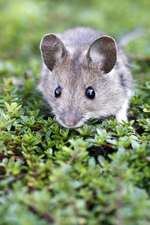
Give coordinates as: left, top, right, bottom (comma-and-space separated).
0, 0, 150, 225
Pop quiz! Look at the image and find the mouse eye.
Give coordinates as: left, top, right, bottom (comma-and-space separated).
85, 86, 95, 99
55, 86, 62, 98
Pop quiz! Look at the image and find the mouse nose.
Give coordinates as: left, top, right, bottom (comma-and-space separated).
60, 111, 82, 127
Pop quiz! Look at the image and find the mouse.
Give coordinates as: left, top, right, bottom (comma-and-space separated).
38, 27, 133, 128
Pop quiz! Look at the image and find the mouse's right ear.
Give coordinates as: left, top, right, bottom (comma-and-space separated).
87, 36, 117, 74
40, 34, 67, 71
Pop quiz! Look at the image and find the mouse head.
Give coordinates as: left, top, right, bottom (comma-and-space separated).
40, 33, 117, 128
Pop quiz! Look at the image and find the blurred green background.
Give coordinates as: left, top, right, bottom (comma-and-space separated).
0, 0, 150, 72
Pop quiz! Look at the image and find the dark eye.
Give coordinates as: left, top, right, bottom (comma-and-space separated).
55, 86, 62, 98
85, 86, 95, 99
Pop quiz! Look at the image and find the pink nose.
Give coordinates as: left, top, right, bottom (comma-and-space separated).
64, 114, 79, 126
61, 112, 82, 127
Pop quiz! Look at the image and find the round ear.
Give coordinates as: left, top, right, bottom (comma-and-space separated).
87, 36, 117, 73
40, 34, 67, 71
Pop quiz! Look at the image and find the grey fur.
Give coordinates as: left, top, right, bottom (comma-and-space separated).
38, 27, 133, 128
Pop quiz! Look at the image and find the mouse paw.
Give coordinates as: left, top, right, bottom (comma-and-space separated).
115, 100, 129, 123
116, 113, 128, 123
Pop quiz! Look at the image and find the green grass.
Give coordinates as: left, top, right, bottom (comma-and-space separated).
0, 0, 150, 224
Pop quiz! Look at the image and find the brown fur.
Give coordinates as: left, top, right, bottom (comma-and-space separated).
38, 27, 133, 128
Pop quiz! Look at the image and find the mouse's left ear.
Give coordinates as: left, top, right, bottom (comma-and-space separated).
40, 34, 67, 71
87, 36, 117, 73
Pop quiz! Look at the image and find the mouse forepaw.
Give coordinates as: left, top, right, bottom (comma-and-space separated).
116, 112, 128, 123
115, 101, 129, 123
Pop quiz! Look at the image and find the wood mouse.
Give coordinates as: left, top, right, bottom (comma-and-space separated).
38, 27, 133, 128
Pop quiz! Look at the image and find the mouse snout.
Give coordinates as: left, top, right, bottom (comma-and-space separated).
60, 111, 82, 127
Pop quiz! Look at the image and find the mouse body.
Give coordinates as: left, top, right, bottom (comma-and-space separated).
38, 27, 133, 128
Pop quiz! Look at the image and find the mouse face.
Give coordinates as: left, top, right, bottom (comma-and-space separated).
39, 33, 118, 128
